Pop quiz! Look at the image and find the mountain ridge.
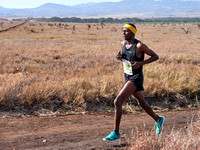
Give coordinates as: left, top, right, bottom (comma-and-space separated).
0, 0, 200, 18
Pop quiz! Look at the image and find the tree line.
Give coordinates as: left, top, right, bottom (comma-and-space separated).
13, 17, 200, 23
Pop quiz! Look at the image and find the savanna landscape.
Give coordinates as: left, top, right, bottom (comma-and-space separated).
0, 20, 199, 149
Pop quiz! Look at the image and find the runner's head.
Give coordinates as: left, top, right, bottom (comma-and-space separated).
123, 23, 137, 36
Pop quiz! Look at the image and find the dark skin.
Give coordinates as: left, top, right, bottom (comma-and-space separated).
114, 27, 160, 131
117, 27, 159, 68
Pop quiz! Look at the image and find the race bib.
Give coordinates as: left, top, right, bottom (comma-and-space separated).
122, 59, 133, 75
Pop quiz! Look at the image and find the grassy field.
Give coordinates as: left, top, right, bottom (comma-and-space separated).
0, 20, 199, 114
0, 19, 24, 31
129, 112, 200, 150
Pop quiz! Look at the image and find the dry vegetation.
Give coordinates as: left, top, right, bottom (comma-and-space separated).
0, 21, 199, 114
0, 19, 24, 32
129, 112, 200, 149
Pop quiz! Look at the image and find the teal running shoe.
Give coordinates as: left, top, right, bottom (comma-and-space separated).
103, 131, 120, 142
155, 116, 165, 134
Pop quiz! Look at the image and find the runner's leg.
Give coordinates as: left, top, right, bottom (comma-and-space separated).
133, 91, 160, 121
114, 81, 137, 130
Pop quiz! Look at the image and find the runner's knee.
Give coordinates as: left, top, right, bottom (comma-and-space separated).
114, 96, 123, 107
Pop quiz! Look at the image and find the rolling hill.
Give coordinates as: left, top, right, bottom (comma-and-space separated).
0, 0, 199, 18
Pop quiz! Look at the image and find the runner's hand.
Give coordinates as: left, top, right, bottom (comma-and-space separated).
131, 61, 142, 69
116, 51, 122, 61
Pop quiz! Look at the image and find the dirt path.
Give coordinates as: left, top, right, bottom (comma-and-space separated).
0, 109, 199, 150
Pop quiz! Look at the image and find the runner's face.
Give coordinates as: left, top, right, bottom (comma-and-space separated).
123, 27, 133, 40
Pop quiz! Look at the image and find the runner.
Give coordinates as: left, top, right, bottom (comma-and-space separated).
103, 23, 164, 142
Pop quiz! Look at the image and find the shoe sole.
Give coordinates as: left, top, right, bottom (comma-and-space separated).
103, 138, 120, 142
160, 116, 165, 131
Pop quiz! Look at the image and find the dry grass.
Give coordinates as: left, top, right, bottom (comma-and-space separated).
129, 112, 200, 150
0, 21, 199, 113
0, 19, 24, 31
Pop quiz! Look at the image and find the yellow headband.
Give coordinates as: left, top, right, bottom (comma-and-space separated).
123, 24, 137, 35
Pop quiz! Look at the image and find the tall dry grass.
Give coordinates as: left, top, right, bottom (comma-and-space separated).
129, 111, 200, 150
0, 22, 199, 113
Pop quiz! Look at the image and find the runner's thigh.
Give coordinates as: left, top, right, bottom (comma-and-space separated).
117, 81, 137, 102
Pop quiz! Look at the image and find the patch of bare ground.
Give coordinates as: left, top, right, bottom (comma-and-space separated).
0, 22, 199, 149
0, 109, 199, 150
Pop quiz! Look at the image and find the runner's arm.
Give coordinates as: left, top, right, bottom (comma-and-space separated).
137, 42, 159, 66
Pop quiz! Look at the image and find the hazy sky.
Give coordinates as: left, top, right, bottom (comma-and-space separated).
0, 0, 122, 8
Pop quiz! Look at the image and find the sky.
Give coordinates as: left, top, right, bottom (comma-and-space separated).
0, 0, 122, 9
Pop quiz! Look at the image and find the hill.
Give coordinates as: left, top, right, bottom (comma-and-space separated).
0, 0, 200, 19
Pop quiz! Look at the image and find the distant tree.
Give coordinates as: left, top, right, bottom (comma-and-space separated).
48, 23, 53, 28
198, 24, 200, 29
72, 25, 75, 31
32, 16, 200, 24
106, 17, 114, 23
30, 29, 37, 33
58, 23, 62, 28
64, 24, 69, 29
51, 17, 63, 22
0, 22, 4, 29
87, 24, 91, 30
181, 27, 190, 34
99, 18, 105, 28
